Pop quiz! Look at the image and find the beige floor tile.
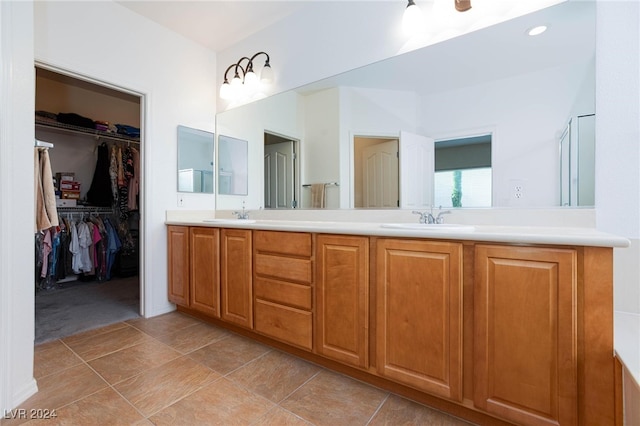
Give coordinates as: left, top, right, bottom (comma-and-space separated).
22, 388, 144, 426
33, 340, 82, 379
15, 364, 108, 414
60, 322, 129, 346
228, 350, 320, 402
369, 394, 474, 425
149, 378, 274, 425
113, 356, 219, 417
281, 370, 388, 426
251, 406, 314, 425
88, 339, 182, 384
63, 325, 152, 361
189, 333, 271, 374
153, 322, 230, 354
126, 311, 202, 338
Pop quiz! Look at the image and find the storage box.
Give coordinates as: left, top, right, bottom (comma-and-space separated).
61, 191, 80, 199
55, 172, 75, 182
56, 199, 77, 207
59, 181, 81, 191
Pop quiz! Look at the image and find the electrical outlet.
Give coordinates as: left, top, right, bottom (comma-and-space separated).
514, 184, 523, 199
178, 194, 184, 207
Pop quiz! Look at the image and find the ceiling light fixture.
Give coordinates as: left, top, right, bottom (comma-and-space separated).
454, 0, 472, 12
402, 0, 424, 37
527, 25, 548, 36
220, 51, 273, 102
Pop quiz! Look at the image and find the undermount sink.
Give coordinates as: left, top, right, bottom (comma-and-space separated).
380, 223, 475, 232
202, 218, 256, 224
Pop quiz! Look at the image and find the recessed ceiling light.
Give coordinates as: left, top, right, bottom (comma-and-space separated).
527, 25, 548, 36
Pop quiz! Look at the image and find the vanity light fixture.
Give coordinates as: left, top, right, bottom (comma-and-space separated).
527, 25, 548, 36
220, 51, 273, 101
402, 0, 424, 37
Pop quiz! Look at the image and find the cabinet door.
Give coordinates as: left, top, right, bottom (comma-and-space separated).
376, 239, 463, 401
474, 245, 577, 426
189, 227, 220, 317
220, 228, 253, 328
167, 226, 189, 306
316, 235, 369, 368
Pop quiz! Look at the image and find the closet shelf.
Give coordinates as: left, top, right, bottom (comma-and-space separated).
35, 119, 140, 144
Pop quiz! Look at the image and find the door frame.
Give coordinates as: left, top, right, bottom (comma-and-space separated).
34, 61, 147, 318
264, 130, 300, 209
350, 131, 399, 209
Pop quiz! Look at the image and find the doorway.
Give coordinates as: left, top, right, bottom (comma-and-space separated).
34, 65, 144, 344
264, 131, 299, 209
353, 136, 399, 208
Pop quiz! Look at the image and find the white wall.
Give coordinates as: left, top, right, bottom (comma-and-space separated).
0, 0, 38, 413
595, 1, 640, 315
216, 90, 303, 210
1, 0, 217, 411
421, 60, 594, 207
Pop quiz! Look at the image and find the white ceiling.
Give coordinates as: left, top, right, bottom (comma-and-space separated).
115, 1, 307, 52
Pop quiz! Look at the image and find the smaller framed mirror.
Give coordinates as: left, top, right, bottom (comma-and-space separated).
177, 125, 214, 193
218, 135, 248, 195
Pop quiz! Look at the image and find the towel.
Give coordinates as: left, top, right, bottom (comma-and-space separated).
310, 183, 326, 208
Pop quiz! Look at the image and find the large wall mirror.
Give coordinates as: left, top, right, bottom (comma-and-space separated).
215, 1, 595, 210
177, 125, 214, 193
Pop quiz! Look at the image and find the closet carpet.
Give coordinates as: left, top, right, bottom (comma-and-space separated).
35, 276, 140, 345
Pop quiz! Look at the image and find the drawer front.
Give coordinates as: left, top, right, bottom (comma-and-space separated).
254, 230, 312, 257
255, 299, 313, 350
255, 277, 312, 310
255, 253, 312, 283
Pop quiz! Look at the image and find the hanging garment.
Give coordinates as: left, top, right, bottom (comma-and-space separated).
41, 229, 52, 279
128, 147, 140, 210
104, 218, 122, 280
87, 143, 113, 207
109, 145, 119, 201
70, 221, 82, 274
35, 148, 58, 231
34, 149, 51, 232
77, 221, 93, 273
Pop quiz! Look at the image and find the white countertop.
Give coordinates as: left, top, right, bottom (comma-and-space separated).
165, 218, 630, 248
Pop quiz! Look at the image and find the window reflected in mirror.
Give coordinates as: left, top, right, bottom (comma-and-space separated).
434, 135, 492, 208
177, 125, 214, 193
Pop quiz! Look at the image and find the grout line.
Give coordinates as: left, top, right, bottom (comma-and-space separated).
365, 392, 390, 425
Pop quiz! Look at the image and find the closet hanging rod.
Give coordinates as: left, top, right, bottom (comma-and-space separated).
35, 121, 140, 145
35, 139, 54, 148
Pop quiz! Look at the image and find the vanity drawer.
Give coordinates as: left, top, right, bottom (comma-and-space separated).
254, 230, 312, 257
255, 299, 313, 350
255, 253, 312, 283
255, 277, 312, 310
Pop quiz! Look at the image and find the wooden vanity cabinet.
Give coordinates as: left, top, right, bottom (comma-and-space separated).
220, 228, 253, 328
376, 238, 463, 402
253, 230, 313, 350
167, 226, 220, 317
189, 227, 220, 317
315, 234, 369, 368
167, 225, 190, 306
474, 244, 578, 426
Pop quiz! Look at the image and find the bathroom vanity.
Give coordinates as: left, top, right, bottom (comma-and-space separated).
166, 218, 628, 426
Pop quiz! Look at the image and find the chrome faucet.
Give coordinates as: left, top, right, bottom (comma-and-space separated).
413, 206, 451, 224
232, 201, 250, 220
412, 209, 435, 224
435, 207, 451, 224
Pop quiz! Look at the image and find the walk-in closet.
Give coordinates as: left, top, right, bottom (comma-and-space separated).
34, 67, 142, 344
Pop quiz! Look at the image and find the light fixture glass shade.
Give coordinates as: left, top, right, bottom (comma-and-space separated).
402, 1, 423, 37
220, 82, 233, 100
244, 70, 259, 94
260, 64, 274, 84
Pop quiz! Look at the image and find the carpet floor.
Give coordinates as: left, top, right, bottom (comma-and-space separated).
35, 275, 140, 345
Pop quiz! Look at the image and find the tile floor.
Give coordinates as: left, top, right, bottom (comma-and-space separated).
3, 312, 474, 425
